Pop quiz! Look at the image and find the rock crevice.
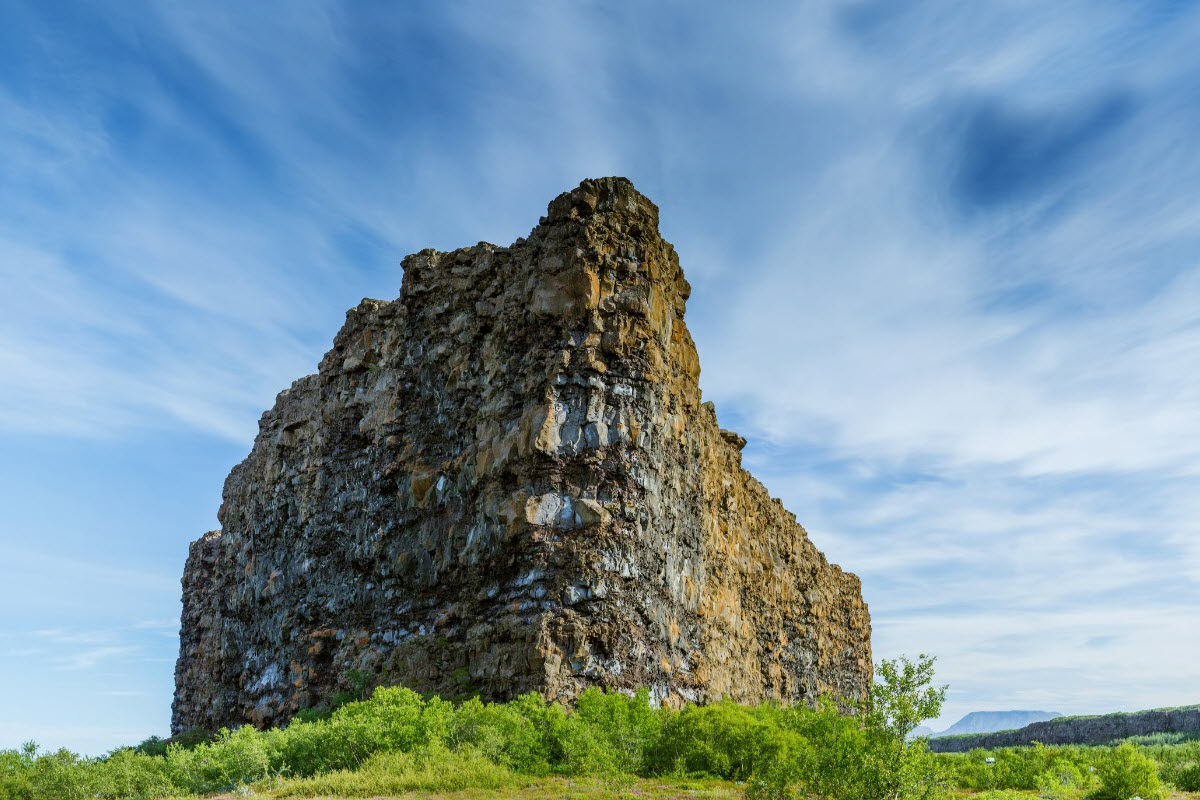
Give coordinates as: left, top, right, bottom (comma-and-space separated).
172, 177, 872, 733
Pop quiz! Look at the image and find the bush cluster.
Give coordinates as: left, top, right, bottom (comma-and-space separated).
1138, 738, 1200, 790
937, 740, 1173, 800
5, 655, 1196, 800
0, 656, 950, 800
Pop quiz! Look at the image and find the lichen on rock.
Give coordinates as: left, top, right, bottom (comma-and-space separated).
172, 177, 872, 733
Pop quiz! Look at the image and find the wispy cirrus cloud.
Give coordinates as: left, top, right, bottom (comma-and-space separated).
28, 623, 175, 672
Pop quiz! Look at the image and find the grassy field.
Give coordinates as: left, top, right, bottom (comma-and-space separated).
222, 775, 743, 799
159, 783, 1200, 800
957, 794, 1198, 800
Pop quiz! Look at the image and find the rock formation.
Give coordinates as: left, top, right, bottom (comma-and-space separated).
172, 177, 872, 733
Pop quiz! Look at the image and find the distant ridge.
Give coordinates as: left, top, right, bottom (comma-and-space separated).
937, 710, 1062, 738
929, 705, 1200, 752
907, 710, 1061, 741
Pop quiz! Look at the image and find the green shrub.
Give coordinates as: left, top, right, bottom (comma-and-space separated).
741, 655, 949, 800
252, 684, 455, 778
132, 729, 211, 758
325, 685, 452, 760
1141, 739, 1200, 789
647, 701, 795, 780
0, 745, 105, 800
89, 749, 176, 800
269, 744, 518, 797
542, 687, 659, 775
447, 693, 552, 774
165, 724, 271, 794
570, 687, 661, 774
1090, 743, 1163, 800
18, 748, 99, 800
1175, 762, 1200, 791
1124, 731, 1200, 746
0, 744, 36, 800
1036, 757, 1089, 799
940, 744, 1099, 793
261, 715, 347, 776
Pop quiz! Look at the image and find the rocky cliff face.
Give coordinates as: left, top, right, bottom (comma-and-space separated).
172, 177, 872, 733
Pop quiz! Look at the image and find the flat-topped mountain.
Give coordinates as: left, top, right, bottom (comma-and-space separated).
172, 177, 872, 733
936, 710, 1063, 738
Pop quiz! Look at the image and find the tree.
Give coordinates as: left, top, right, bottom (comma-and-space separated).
860, 654, 950, 800
753, 654, 951, 800
868, 654, 947, 741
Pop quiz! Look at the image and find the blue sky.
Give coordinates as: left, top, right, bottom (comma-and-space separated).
2, 1, 1199, 754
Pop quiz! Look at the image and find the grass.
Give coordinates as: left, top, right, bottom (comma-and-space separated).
948, 793, 1199, 800
143, 785, 1200, 800
268, 746, 520, 796
263, 775, 742, 799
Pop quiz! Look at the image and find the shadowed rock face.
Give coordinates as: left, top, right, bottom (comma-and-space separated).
172, 178, 872, 733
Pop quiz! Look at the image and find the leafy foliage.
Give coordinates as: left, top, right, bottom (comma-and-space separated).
1176, 762, 1200, 792
1089, 742, 1164, 800
9, 656, 1194, 800
1033, 757, 1090, 800
738, 654, 950, 800
935, 737, 1200, 798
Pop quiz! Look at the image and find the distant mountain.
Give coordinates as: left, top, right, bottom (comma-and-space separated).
935, 710, 1063, 738
909, 725, 937, 740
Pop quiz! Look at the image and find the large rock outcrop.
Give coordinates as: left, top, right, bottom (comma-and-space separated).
172, 178, 872, 733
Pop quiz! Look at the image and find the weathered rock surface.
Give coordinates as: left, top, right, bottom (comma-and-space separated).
172, 177, 872, 733
928, 706, 1200, 752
